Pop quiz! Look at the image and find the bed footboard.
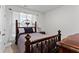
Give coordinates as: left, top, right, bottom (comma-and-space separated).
25, 30, 61, 53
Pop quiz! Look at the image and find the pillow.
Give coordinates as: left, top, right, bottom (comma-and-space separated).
24, 27, 34, 33
19, 28, 25, 33
32, 27, 35, 32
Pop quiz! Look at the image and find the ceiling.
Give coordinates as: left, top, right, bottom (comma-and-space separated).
17, 5, 63, 13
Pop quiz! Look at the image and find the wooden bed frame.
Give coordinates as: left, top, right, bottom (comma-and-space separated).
15, 20, 61, 53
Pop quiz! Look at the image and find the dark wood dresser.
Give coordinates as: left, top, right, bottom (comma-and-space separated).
57, 34, 79, 53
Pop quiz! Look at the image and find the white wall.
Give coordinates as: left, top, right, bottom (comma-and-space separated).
42, 5, 79, 39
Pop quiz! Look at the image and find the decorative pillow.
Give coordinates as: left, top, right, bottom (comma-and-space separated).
32, 27, 35, 32
19, 28, 25, 33
24, 27, 34, 33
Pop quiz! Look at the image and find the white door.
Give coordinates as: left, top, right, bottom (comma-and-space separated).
0, 6, 4, 52
0, 5, 7, 52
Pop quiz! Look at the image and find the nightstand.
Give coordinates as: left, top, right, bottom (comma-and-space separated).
39, 31, 46, 34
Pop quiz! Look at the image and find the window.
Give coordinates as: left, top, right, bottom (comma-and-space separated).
18, 13, 37, 27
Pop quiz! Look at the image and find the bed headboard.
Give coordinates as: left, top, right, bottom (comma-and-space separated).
16, 20, 37, 34
15, 20, 37, 44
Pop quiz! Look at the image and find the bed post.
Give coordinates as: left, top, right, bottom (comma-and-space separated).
25, 34, 31, 53
58, 30, 61, 41
15, 20, 19, 45
35, 21, 37, 32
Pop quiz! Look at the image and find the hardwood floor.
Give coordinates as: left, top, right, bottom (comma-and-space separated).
4, 42, 19, 53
